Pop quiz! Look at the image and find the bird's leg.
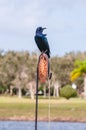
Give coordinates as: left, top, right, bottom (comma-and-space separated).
41, 51, 44, 55
41, 50, 47, 55
44, 50, 47, 53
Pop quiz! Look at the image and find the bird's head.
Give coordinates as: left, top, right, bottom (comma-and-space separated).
36, 27, 47, 36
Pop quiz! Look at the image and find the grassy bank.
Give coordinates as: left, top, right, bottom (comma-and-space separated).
0, 96, 86, 122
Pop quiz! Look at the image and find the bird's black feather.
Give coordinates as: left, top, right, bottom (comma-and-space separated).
34, 27, 50, 58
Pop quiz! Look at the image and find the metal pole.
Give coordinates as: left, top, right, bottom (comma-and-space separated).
35, 66, 39, 130
48, 79, 51, 130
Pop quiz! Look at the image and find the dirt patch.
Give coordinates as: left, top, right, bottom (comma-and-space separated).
0, 116, 86, 123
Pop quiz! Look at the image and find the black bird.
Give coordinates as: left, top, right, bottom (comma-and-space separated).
34, 27, 50, 58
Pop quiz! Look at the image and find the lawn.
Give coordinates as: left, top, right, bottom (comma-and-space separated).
0, 96, 86, 122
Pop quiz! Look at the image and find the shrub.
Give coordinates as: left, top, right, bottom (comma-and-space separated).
60, 84, 77, 99
38, 86, 44, 93
0, 86, 7, 94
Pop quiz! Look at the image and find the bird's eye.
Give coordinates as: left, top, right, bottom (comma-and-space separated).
38, 27, 42, 31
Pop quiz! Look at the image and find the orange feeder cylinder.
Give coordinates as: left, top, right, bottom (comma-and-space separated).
38, 53, 49, 83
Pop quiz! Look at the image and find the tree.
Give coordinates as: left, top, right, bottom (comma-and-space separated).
70, 60, 86, 97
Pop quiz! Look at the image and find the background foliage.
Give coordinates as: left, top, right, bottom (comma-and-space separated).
0, 50, 86, 96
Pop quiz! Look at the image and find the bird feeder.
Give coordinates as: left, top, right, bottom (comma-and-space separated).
38, 53, 49, 83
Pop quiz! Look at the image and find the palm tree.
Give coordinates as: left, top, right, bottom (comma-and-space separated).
70, 60, 86, 97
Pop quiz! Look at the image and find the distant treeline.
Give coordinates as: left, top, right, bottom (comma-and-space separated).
0, 50, 86, 96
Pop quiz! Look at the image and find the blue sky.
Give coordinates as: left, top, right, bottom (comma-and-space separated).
0, 0, 86, 56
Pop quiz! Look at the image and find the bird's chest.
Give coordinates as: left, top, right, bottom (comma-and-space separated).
35, 36, 42, 43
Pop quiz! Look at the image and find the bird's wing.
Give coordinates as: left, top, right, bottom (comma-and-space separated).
34, 35, 43, 52
35, 35, 50, 58
42, 36, 50, 53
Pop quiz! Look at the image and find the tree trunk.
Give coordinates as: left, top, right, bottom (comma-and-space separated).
18, 87, 22, 98
10, 85, 13, 96
84, 75, 86, 98
53, 82, 59, 97
29, 83, 34, 99
44, 85, 46, 98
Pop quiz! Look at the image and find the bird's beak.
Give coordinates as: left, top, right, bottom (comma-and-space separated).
42, 27, 46, 30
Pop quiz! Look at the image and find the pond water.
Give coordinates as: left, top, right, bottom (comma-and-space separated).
0, 121, 86, 130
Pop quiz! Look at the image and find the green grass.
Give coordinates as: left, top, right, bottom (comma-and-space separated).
0, 96, 86, 122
